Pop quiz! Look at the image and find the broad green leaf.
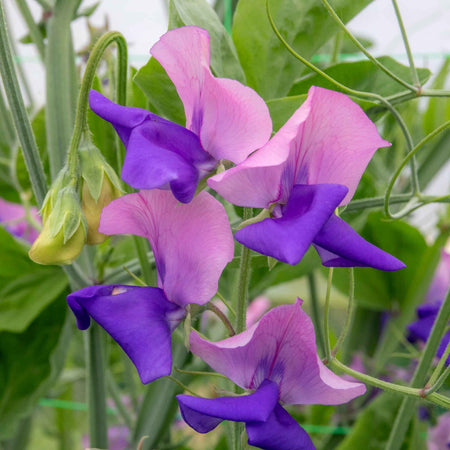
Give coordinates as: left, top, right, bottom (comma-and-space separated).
0, 227, 68, 332
0, 268, 67, 332
169, 0, 245, 82
127, 66, 149, 110
133, 58, 186, 125
337, 393, 402, 450
0, 301, 71, 439
288, 56, 431, 98
232, 0, 374, 99
331, 212, 427, 311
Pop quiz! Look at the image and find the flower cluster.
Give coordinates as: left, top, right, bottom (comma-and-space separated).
66, 26, 406, 449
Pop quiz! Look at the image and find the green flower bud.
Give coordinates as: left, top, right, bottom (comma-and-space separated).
79, 144, 122, 245
29, 185, 87, 265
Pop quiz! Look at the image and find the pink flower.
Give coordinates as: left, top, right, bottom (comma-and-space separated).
0, 197, 40, 243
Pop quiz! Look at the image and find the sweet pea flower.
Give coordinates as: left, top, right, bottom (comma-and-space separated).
408, 250, 450, 365
427, 412, 450, 450
67, 190, 233, 383
208, 86, 405, 271
89, 26, 272, 204
177, 300, 366, 450
0, 197, 40, 243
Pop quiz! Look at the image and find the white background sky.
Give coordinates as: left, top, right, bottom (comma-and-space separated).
3, 0, 450, 236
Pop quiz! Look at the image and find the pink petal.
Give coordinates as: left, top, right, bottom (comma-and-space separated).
151, 26, 272, 163
190, 299, 366, 405
99, 190, 234, 307
292, 86, 390, 205
208, 103, 310, 208
0, 197, 40, 243
209, 86, 389, 207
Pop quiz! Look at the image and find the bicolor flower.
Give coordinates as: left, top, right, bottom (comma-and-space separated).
408, 250, 450, 365
208, 86, 405, 271
67, 190, 234, 383
0, 197, 40, 243
177, 300, 366, 450
89, 26, 272, 203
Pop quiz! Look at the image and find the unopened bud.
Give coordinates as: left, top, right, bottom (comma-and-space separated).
29, 185, 86, 265
79, 145, 122, 245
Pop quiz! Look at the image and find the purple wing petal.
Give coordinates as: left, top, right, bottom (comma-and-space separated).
246, 404, 315, 450
0, 197, 40, 243
293, 86, 390, 205
67, 285, 184, 383
235, 184, 347, 265
177, 379, 279, 433
99, 190, 234, 307
151, 26, 272, 163
313, 214, 405, 271
190, 300, 366, 405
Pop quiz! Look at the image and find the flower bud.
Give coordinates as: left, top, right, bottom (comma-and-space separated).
29, 185, 86, 265
79, 145, 122, 244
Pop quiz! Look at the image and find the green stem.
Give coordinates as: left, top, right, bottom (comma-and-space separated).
319, 0, 418, 93
330, 31, 342, 65
0, 87, 16, 147
308, 272, 325, 356
329, 359, 450, 409
215, 291, 236, 317
332, 268, 355, 358
45, 0, 79, 180
391, 0, 420, 88
175, 367, 228, 379
133, 237, 155, 286
323, 268, 334, 362
207, 302, 236, 336
107, 372, 134, 429
386, 287, 450, 450
235, 207, 253, 334
86, 323, 108, 449
15, 0, 46, 61
425, 364, 450, 397
426, 329, 450, 389
384, 120, 450, 218
67, 30, 127, 181
0, 1, 47, 204
166, 375, 199, 397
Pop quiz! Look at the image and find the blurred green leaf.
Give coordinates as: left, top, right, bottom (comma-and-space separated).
0, 301, 71, 439
0, 228, 68, 332
288, 57, 431, 97
332, 212, 427, 311
337, 393, 402, 450
232, 0, 374, 99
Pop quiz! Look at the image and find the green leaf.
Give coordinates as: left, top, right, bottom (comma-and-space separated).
133, 58, 186, 125
0, 268, 67, 332
288, 56, 431, 98
0, 301, 72, 439
0, 228, 68, 332
169, 0, 245, 82
331, 212, 427, 311
232, 0, 374, 99
337, 393, 402, 450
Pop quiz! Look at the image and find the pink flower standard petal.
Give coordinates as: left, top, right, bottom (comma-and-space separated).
190, 299, 366, 405
151, 26, 272, 163
99, 190, 234, 307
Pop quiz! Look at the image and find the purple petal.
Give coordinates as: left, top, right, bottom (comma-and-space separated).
89, 90, 214, 203
246, 404, 314, 450
0, 197, 40, 243
235, 184, 347, 265
190, 300, 366, 405
313, 214, 405, 271
151, 26, 272, 163
67, 285, 184, 383
177, 379, 279, 433
99, 190, 234, 307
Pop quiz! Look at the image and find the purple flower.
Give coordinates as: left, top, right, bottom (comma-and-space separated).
82, 425, 129, 450
177, 300, 366, 450
427, 412, 450, 450
208, 86, 405, 271
408, 250, 450, 365
0, 197, 40, 243
89, 26, 272, 204
67, 190, 234, 383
